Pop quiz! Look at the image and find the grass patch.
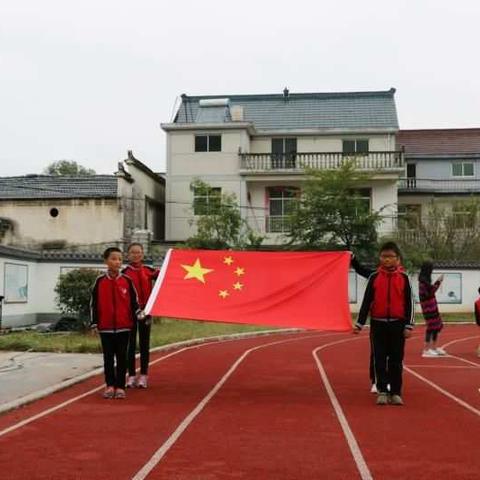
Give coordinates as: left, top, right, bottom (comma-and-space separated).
0, 318, 273, 353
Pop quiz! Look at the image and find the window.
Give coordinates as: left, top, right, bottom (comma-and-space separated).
398, 204, 421, 229
193, 186, 221, 215
271, 138, 297, 168
452, 162, 474, 177
267, 186, 299, 232
195, 134, 222, 152
452, 204, 475, 229
349, 188, 371, 216
342, 139, 369, 154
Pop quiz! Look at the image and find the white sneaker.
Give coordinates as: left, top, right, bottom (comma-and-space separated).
126, 376, 137, 388
370, 384, 377, 394
435, 348, 447, 356
137, 375, 148, 389
422, 349, 439, 358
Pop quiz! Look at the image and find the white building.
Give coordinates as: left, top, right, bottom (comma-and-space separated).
162, 88, 404, 244
0, 151, 165, 250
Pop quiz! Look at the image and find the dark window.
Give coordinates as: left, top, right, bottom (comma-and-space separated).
195, 134, 222, 152
193, 187, 221, 215
195, 135, 208, 152
342, 139, 369, 154
49, 208, 59, 218
208, 135, 221, 152
271, 138, 297, 168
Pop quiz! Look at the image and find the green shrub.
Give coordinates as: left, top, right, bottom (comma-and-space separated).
54, 268, 101, 331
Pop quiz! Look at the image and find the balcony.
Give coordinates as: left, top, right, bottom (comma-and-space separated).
239, 151, 404, 174
398, 178, 480, 193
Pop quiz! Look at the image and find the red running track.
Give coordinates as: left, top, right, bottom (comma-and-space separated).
1, 325, 480, 479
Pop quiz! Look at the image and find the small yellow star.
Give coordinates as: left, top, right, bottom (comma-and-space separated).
223, 256, 234, 266
181, 258, 214, 284
233, 282, 243, 291
219, 290, 230, 299
234, 267, 245, 276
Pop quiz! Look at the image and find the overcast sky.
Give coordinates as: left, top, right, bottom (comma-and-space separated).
1, 0, 479, 177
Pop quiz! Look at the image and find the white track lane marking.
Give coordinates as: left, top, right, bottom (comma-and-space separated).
440, 335, 480, 350
406, 364, 477, 369
131, 332, 342, 480
313, 338, 373, 480
0, 332, 315, 438
405, 365, 480, 418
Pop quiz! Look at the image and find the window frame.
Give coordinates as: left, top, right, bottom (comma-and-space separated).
342, 139, 369, 155
193, 186, 221, 215
451, 161, 474, 177
194, 134, 222, 152
267, 186, 299, 233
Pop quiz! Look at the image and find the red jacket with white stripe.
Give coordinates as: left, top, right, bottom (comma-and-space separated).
356, 266, 415, 329
121, 264, 159, 309
90, 273, 139, 331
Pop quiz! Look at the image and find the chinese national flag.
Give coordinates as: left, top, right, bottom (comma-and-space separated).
145, 249, 352, 331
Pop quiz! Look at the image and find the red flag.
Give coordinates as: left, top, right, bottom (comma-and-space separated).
145, 249, 352, 331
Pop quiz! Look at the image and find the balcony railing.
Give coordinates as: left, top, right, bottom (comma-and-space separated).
399, 178, 480, 193
240, 151, 404, 173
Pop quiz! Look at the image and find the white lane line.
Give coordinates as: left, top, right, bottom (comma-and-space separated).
441, 335, 480, 350
131, 332, 342, 480
405, 366, 480, 418
0, 331, 306, 438
313, 338, 373, 480
406, 364, 477, 369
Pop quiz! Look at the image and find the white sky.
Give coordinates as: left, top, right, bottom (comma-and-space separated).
1, 0, 479, 177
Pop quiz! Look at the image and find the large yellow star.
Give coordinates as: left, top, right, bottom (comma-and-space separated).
181, 258, 214, 284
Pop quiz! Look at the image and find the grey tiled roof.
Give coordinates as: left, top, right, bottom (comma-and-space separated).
175, 89, 399, 131
0, 175, 118, 200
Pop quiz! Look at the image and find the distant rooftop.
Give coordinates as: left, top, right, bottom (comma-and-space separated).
398, 128, 480, 156
0, 175, 118, 200
172, 88, 399, 131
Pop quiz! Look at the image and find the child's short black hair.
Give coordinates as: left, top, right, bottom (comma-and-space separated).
379, 241, 401, 257
127, 242, 144, 252
478, 287, 480, 295
103, 247, 122, 260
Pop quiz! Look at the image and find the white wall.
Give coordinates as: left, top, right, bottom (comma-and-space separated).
0, 199, 122, 247
350, 269, 480, 315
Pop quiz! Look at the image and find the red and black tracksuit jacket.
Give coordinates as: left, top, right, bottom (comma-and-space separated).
355, 266, 415, 330
90, 273, 140, 331
121, 264, 159, 309
475, 298, 480, 326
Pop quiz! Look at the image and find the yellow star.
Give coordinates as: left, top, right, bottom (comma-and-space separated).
223, 256, 234, 266
181, 258, 214, 284
234, 267, 245, 276
233, 282, 243, 291
219, 289, 229, 299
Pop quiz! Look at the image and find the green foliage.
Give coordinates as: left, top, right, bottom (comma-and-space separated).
186, 179, 264, 250
285, 161, 382, 259
394, 198, 480, 269
44, 160, 96, 176
54, 268, 101, 330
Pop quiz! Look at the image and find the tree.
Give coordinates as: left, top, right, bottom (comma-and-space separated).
395, 198, 480, 268
55, 268, 101, 331
285, 161, 383, 259
185, 179, 264, 250
44, 160, 96, 176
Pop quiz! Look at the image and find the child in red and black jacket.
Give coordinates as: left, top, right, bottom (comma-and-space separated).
91, 247, 140, 399
475, 288, 480, 357
354, 242, 415, 406
122, 243, 159, 389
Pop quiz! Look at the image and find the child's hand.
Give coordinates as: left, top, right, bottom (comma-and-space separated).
437, 274, 444, 283
353, 326, 361, 335
89, 326, 98, 337
404, 329, 412, 339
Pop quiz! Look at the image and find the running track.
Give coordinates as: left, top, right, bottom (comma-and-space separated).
1, 325, 480, 479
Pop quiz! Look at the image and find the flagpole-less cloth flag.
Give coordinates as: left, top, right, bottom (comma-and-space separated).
145, 249, 352, 331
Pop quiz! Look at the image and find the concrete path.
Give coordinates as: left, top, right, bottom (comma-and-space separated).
0, 351, 103, 408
